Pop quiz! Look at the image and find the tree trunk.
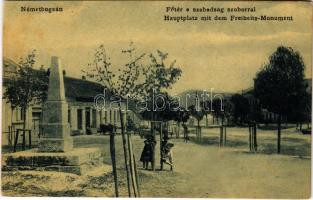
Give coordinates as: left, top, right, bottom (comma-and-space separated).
277, 115, 281, 154
197, 120, 200, 142
127, 133, 139, 197
250, 123, 255, 151
219, 126, 223, 147
222, 117, 225, 146
117, 108, 131, 197
39, 108, 44, 138
223, 128, 226, 146
9, 108, 14, 146
151, 122, 156, 171
22, 107, 27, 150
160, 123, 163, 170
133, 151, 140, 197
254, 123, 257, 151
249, 125, 252, 151
109, 131, 119, 197
123, 110, 138, 197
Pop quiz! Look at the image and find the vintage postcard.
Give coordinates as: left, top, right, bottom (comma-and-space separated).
1, 0, 312, 198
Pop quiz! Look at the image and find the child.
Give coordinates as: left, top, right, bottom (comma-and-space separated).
161, 136, 174, 171
140, 135, 155, 170
183, 124, 189, 143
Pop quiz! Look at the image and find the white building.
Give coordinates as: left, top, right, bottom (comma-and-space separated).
2, 58, 140, 146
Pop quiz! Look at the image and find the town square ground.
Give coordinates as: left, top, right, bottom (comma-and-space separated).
2, 127, 311, 198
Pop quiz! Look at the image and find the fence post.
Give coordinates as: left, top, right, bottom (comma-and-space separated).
254, 123, 257, 151
8, 126, 11, 146
223, 126, 227, 146
22, 129, 26, 150
219, 126, 223, 147
14, 129, 19, 152
110, 131, 119, 197
249, 125, 252, 151
160, 123, 163, 171
29, 130, 32, 149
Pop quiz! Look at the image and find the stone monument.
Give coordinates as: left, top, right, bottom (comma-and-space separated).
2, 56, 105, 175
38, 56, 73, 152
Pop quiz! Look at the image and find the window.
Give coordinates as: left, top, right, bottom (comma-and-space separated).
15, 108, 19, 121
104, 110, 107, 123
21, 109, 24, 121
117, 111, 120, 122
15, 108, 25, 121
68, 109, 71, 124
77, 109, 82, 130
99, 111, 102, 124
92, 109, 97, 128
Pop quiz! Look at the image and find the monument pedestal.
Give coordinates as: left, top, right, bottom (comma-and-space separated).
2, 148, 105, 175
38, 137, 73, 152
2, 56, 105, 175
37, 56, 73, 153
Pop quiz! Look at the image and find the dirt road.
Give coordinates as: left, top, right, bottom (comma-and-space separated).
2, 127, 311, 198
136, 138, 310, 198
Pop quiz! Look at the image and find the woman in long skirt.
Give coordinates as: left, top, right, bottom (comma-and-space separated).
140, 136, 156, 169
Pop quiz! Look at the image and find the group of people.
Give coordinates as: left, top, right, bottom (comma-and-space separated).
139, 124, 191, 171
140, 130, 174, 171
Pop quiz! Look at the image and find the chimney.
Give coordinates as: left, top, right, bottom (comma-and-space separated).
82, 76, 86, 80
63, 70, 66, 76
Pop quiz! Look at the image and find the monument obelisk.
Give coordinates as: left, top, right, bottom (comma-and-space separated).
3, 56, 105, 175
38, 56, 73, 152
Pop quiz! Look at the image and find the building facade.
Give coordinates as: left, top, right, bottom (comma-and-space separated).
2, 58, 138, 146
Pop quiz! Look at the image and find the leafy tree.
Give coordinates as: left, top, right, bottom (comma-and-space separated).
126, 115, 137, 132
254, 46, 307, 154
85, 43, 144, 197
210, 97, 232, 146
140, 93, 186, 170
174, 107, 190, 137
230, 94, 250, 124
211, 98, 232, 126
188, 104, 205, 141
200, 101, 211, 127
140, 93, 187, 138
287, 88, 311, 130
140, 92, 177, 122
136, 51, 182, 98
4, 50, 48, 141
136, 50, 182, 170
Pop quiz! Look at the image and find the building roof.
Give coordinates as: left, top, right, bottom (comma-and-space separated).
3, 58, 18, 78
64, 77, 106, 102
3, 57, 108, 103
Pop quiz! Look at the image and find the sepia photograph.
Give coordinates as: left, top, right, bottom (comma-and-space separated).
1, 1, 312, 198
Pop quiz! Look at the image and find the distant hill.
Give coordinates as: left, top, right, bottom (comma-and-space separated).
173, 89, 234, 109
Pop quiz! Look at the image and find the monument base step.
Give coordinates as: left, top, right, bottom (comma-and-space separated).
2, 148, 105, 175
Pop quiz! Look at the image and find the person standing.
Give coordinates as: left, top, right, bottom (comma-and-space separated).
183, 124, 189, 143
140, 135, 156, 170
161, 135, 174, 171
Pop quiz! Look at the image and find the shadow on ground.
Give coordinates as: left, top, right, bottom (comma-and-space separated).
188, 128, 311, 157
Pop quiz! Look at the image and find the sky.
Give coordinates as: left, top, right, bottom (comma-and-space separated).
4, 1, 312, 95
